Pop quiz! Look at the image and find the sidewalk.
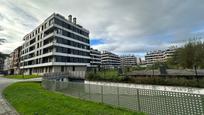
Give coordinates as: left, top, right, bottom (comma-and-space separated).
0, 95, 18, 115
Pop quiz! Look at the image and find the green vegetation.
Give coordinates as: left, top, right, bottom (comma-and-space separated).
3, 82, 144, 115
122, 66, 147, 73
86, 70, 124, 82
88, 74, 204, 88
167, 40, 204, 69
3, 75, 41, 79
86, 70, 204, 88
125, 76, 204, 88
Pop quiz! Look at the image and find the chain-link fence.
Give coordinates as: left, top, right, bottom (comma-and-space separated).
42, 79, 204, 115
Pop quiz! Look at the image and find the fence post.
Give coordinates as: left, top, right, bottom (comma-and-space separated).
78, 84, 81, 98
136, 89, 141, 111
117, 87, 120, 106
101, 85, 103, 103
88, 83, 91, 100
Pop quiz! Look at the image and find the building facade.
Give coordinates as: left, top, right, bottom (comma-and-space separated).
90, 48, 101, 68
3, 57, 10, 73
101, 51, 120, 69
145, 47, 176, 65
13, 46, 22, 74
20, 13, 90, 77
0, 57, 4, 73
8, 52, 14, 74
120, 55, 137, 67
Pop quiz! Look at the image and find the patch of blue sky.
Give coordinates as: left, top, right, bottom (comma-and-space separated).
90, 38, 104, 45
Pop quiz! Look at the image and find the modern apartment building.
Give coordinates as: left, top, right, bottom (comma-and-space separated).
3, 53, 14, 74
101, 51, 121, 69
145, 47, 176, 65
90, 48, 101, 68
8, 52, 14, 74
3, 57, 10, 73
13, 46, 22, 74
20, 13, 90, 76
137, 57, 142, 65
3, 46, 22, 75
120, 55, 137, 67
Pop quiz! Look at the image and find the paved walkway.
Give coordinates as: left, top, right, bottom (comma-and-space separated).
0, 77, 42, 115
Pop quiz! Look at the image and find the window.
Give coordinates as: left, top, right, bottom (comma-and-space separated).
49, 19, 54, 26
61, 66, 64, 72
41, 25, 44, 31
38, 28, 40, 33
72, 66, 75, 71
57, 29, 62, 34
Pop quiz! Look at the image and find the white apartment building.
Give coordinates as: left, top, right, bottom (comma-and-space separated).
90, 48, 101, 68
145, 47, 176, 65
3, 57, 10, 72
20, 13, 90, 76
120, 55, 137, 67
101, 51, 121, 69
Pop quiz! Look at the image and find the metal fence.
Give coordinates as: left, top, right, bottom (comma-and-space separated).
42, 79, 204, 115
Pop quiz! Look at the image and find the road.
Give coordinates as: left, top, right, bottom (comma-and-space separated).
0, 77, 42, 115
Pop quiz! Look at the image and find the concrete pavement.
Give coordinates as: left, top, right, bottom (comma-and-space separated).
0, 77, 42, 115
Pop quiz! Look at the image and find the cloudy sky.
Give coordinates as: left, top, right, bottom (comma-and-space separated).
1, 0, 204, 57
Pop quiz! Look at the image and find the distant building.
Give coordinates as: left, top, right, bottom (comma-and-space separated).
0, 53, 9, 73
101, 51, 120, 69
137, 57, 142, 65
90, 48, 101, 68
20, 13, 90, 77
8, 52, 14, 74
3, 53, 14, 74
3, 46, 22, 75
0, 57, 4, 72
13, 46, 22, 74
120, 55, 137, 67
3, 56, 10, 73
145, 47, 176, 65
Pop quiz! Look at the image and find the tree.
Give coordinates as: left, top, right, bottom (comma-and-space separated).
168, 40, 204, 69
0, 38, 7, 59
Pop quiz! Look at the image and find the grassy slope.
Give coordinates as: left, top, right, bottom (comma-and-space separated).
3, 82, 144, 115
3, 75, 41, 79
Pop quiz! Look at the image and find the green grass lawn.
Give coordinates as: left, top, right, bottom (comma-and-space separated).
3, 82, 145, 115
3, 75, 41, 79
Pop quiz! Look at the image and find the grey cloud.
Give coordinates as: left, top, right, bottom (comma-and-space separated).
0, 25, 3, 31
1, 0, 204, 55
5, 0, 38, 26
0, 14, 3, 20
90, 0, 204, 53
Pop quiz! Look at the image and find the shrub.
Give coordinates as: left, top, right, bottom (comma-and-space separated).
86, 70, 204, 88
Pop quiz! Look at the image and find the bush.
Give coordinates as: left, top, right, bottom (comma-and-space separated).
86, 68, 204, 88
4, 75, 41, 79
86, 71, 204, 88
86, 70, 124, 82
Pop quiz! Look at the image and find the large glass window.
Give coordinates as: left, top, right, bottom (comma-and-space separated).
55, 56, 89, 63
56, 37, 89, 50
55, 46, 90, 56
54, 18, 89, 37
